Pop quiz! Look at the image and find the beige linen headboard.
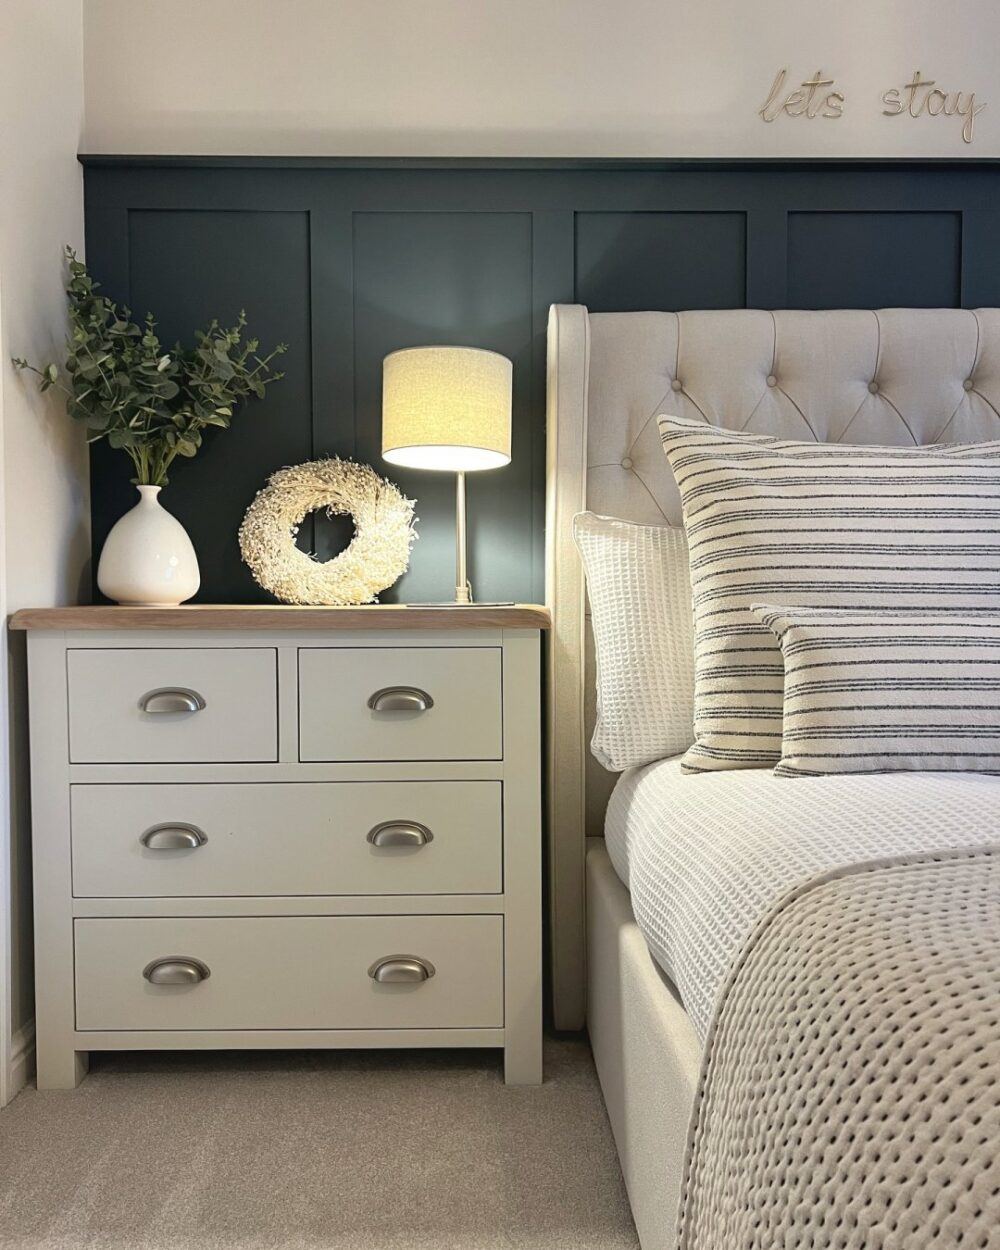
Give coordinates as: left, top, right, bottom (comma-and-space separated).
545, 303, 1000, 1028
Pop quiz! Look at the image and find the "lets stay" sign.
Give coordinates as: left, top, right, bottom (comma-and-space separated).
759, 68, 986, 144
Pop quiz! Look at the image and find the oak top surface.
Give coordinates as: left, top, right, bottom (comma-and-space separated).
8, 603, 551, 631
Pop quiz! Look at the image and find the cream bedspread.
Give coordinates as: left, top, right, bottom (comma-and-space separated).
605, 760, 1000, 1038
676, 846, 1000, 1248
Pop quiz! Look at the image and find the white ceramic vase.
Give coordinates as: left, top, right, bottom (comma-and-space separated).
97, 485, 200, 606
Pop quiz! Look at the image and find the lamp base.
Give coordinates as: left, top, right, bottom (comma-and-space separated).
402, 474, 515, 607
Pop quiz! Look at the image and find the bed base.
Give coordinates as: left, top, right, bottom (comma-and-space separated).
586, 838, 701, 1250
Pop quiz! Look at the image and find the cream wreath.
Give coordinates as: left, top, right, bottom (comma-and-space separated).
238, 458, 417, 605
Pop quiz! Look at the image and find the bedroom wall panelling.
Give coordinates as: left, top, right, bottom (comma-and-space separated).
82, 158, 1000, 605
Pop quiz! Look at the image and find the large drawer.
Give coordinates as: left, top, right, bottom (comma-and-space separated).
74, 915, 503, 1031
71, 781, 503, 897
67, 648, 278, 764
298, 647, 502, 762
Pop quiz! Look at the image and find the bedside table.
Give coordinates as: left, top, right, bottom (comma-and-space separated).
10, 604, 549, 1090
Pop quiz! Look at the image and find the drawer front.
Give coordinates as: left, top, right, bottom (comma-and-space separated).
71, 781, 503, 897
75, 915, 503, 1031
67, 648, 277, 764
298, 647, 502, 762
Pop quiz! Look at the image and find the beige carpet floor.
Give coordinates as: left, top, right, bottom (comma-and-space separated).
0, 1038, 638, 1250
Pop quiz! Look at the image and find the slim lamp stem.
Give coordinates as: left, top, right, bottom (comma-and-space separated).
455, 470, 472, 604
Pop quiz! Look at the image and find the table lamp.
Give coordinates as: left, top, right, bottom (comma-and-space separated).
382, 346, 513, 605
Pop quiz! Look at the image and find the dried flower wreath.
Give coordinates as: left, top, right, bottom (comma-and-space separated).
239, 458, 417, 605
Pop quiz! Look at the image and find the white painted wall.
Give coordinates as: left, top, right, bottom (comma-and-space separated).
0, 0, 89, 1105
83, 0, 1000, 156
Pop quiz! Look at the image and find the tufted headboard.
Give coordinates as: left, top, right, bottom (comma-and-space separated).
544, 303, 1000, 1028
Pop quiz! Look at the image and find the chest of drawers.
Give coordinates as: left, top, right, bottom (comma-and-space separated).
12, 604, 548, 1089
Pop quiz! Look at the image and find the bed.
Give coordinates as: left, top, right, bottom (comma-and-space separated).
544, 305, 1000, 1249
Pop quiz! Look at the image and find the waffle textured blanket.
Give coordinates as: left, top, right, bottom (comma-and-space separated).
605, 761, 1000, 1039
676, 847, 1000, 1249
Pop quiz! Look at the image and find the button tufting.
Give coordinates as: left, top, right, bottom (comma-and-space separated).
671, 378, 683, 392
620, 457, 633, 470
766, 375, 777, 388
964, 378, 975, 391
868, 381, 879, 394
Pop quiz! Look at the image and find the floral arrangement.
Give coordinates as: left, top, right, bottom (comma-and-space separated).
12, 247, 286, 486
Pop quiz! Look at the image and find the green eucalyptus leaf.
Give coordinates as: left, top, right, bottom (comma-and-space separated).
14, 247, 285, 477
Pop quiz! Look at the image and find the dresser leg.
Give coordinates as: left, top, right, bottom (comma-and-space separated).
503, 1032, 543, 1085
35, 1046, 89, 1091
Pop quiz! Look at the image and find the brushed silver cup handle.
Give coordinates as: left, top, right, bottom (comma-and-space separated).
366, 686, 434, 713
366, 821, 434, 849
367, 955, 436, 984
142, 957, 211, 986
139, 687, 206, 714
140, 823, 208, 851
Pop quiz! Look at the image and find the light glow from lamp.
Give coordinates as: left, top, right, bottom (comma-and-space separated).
381, 346, 512, 472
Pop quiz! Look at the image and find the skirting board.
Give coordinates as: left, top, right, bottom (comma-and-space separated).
6, 1020, 35, 1103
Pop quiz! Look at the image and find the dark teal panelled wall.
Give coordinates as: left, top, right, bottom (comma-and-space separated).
82, 157, 1000, 603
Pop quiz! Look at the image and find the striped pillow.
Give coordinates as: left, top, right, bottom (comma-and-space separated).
752, 604, 1000, 776
658, 416, 1000, 774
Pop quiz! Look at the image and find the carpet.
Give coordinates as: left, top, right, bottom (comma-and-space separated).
0, 1038, 638, 1249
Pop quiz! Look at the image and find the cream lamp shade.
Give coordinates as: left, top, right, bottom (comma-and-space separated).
382, 346, 512, 472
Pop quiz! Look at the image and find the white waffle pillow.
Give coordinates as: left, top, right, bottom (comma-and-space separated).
573, 511, 695, 771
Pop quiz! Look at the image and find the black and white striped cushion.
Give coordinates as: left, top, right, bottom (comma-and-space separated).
752, 604, 1000, 776
658, 416, 1000, 773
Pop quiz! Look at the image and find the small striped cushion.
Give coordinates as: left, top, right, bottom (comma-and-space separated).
752, 604, 1000, 776
658, 415, 1000, 773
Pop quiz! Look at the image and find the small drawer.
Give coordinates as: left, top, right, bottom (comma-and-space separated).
67, 648, 277, 764
71, 781, 503, 897
298, 647, 502, 762
74, 915, 503, 1031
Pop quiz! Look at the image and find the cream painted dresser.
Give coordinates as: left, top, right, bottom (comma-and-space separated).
10, 604, 548, 1090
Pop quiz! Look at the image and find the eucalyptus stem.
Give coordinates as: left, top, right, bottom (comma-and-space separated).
11, 246, 287, 488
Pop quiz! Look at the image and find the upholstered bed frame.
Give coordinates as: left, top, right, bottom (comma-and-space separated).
544, 304, 1000, 1248
545, 302, 1000, 1030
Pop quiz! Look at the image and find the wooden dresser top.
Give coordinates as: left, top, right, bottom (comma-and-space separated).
9, 603, 551, 631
